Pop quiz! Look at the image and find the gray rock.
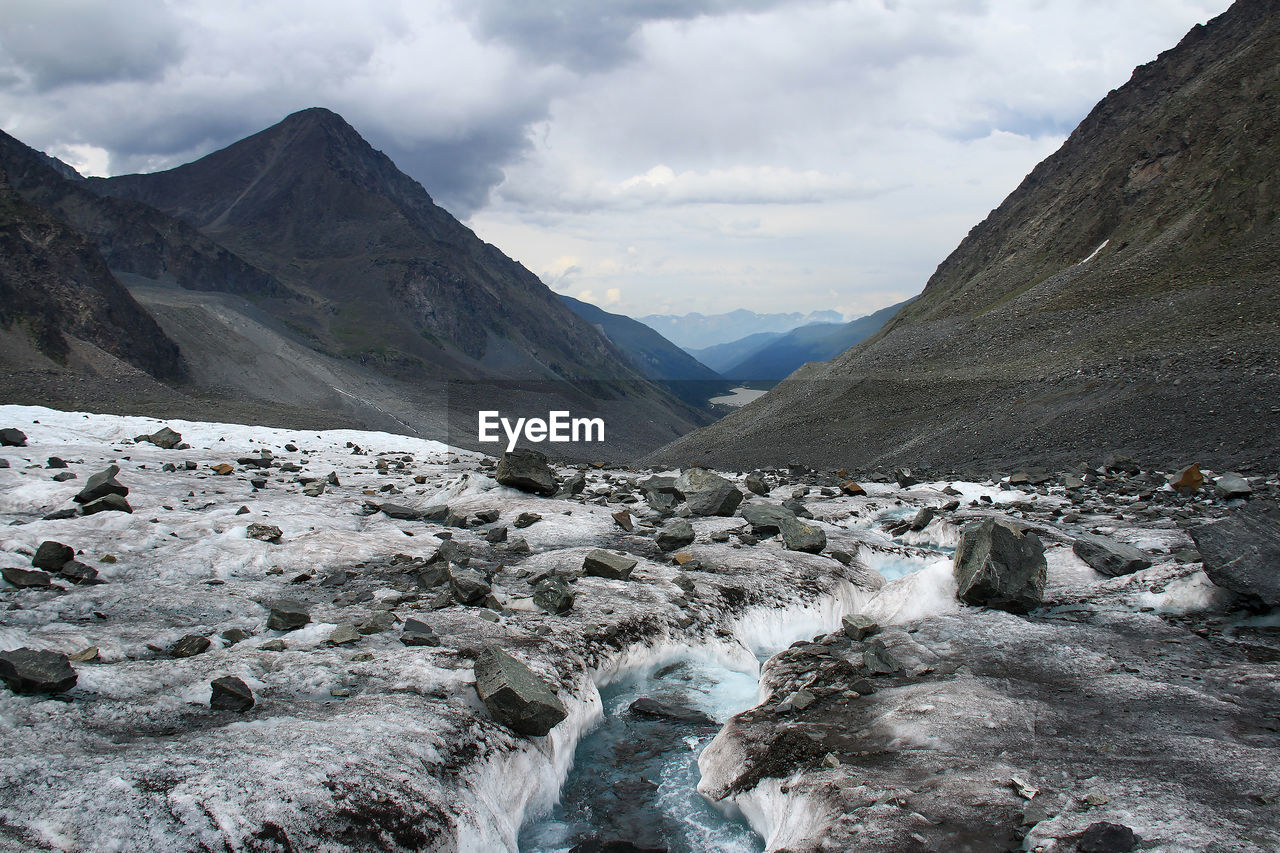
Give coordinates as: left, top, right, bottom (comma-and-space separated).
640, 476, 682, 512
741, 503, 795, 535
80, 494, 133, 515
909, 506, 936, 531
629, 697, 714, 724
357, 612, 397, 635
559, 470, 586, 496
266, 599, 311, 631
1078, 822, 1138, 853
495, 449, 558, 497
73, 464, 128, 504
58, 560, 98, 585
1072, 533, 1152, 577
674, 468, 744, 516
473, 645, 567, 736
781, 498, 814, 519
401, 618, 440, 646
46, 457, 67, 468
142, 427, 183, 449
862, 639, 902, 674
583, 549, 637, 580
221, 628, 251, 645
449, 567, 492, 605
2, 567, 51, 588
210, 676, 254, 712
779, 516, 826, 553
474, 509, 501, 523
328, 623, 361, 645
32, 541, 74, 571
51, 471, 76, 482
378, 502, 421, 520
171, 635, 211, 658
0, 648, 76, 694
0, 428, 27, 447
953, 518, 1046, 613
744, 473, 770, 496
655, 520, 695, 552
841, 613, 878, 640
1190, 507, 1280, 607
514, 512, 542, 529
533, 576, 575, 614
1213, 473, 1253, 500
247, 523, 283, 543
486, 525, 508, 543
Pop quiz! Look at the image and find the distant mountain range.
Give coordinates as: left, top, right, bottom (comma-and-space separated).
0, 109, 710, 456
687, 299, 911, 382
653, 0, 1280, 472
638, 308, 842, 350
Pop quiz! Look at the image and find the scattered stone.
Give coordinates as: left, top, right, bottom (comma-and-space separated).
46, 457, 67, 468
171, 634, 211, 658
51, 471, 76, 482
533, 576, 575, 614
1190, 507, 1280, 607
674, 468, 743, 516
358, 612, 397, 635
58, 560, 98, 585
1063, 474, 1085, 490
495, 448, 559, 496
259, 639, 287, 652
909, 506, 936, 531
559, 470, 587, 496
449, 567, 492, 605
2, 567, 51, 588
894, 468, 918, 488
1077, 822, 1138, 853
80, 494, 133, 515
210, 676, 254, 712
473, 645, 568, 737
514, 512, 542, 529
43, 508, 77, 521
247, 523, 283, 543
953, 517, 1047, 613
68, 646, 99, 663
655, 520, 695, 552
379, 503, 422, 520
141, 427, 183, 449
0, 648, 76, 693
841, 613, 878, 640
583, 549, 637, 580
862, 639, 902, 674
475, 509, 501, 524
779, 516, 826, 553
211, 463, 235, 476
486, 525, 508, 543
73, 464, 128, 504
266, 599, 310, 631
1168, 463, 1203, 494
744, 473, 770, 496
611, 509, 634, 531
302, 481, 326, 497
0, 428, 27, 447
1213, 473, 1253, 500
328, 623, 361, 645
401, 618, 440, 646
32, 541, 74, 571
221, 628, 251, 646
1072, 533, 1152, 577
741, 503, 795, 535
840, 481, 867, 497
629, 697, 714, 724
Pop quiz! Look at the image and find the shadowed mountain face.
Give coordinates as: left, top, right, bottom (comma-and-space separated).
651, 0, 1280, 474
639, 308, 843, 350
0, 171, 184, 382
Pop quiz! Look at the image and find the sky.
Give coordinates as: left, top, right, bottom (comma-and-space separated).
0, 0, 1231, 321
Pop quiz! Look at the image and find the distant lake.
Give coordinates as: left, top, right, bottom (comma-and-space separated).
710, 386, 768, 407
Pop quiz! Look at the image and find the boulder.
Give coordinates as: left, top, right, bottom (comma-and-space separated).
266, 599, 311, 631
401, 618, 441, 646
0, 648, 76, 693
862, 639, 902, 674
1072, 533, 1152, 577
73, 465, 128, 504
611, 509, 634, 531
840, 481, 867, 497
559, 470, 587, 496
909, 506, 936, 531
0, 428, 27, 447
1077, 822, 1138, 853
486, 525, 508, 543
379, 502, 422, 520
171, 635, 211, 658
674, 468, 743, 516
841, 613, 878, 640
1189, 508, 1280, 607
210, 676, 254, 712
328, 623, 361, 645
629, 697, 714, 724
781, 498, 813, 519
514, 512, 542, 529
46, 457, 67, 468
533, 576, 575, 614
58, 560, 98, 585
744, 473, 770, 496
449, 567, 492, 605
583, 549, 637, 580
639, 476, 681, 512
80, 494, 132, 515
953, 517, 1046, 614
141, 427, 183, 449
1168, 463, 1203, 494
779, 516, 826, 553
655, 520, 695, 552
1213, 473, 1253, 500
247, 523, 283, 543
2, 567, 51, 588
495, 449, 558, 497
473, 645, 568, 736
741, 503, 795, 535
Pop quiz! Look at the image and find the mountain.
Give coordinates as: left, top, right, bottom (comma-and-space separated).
558, 294, 729, 406
0, 169, 184, 383
651, 0, 1280, 473
0, 108, 708, 455
683, 331, 783, 374
638, 308, 843, 350
718, 299, 911, 382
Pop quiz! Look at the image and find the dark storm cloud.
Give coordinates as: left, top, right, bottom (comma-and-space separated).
0, 0, 184, 91
455, 0, 800, 71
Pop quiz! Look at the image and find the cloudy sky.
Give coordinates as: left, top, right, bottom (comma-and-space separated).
0, 0, 1230, 321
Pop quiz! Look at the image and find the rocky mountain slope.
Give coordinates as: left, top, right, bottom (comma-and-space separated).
718, 299, 911, 383
640, 308, 843, 350
558, 294, 729, 405
652, 0, 1280, 474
